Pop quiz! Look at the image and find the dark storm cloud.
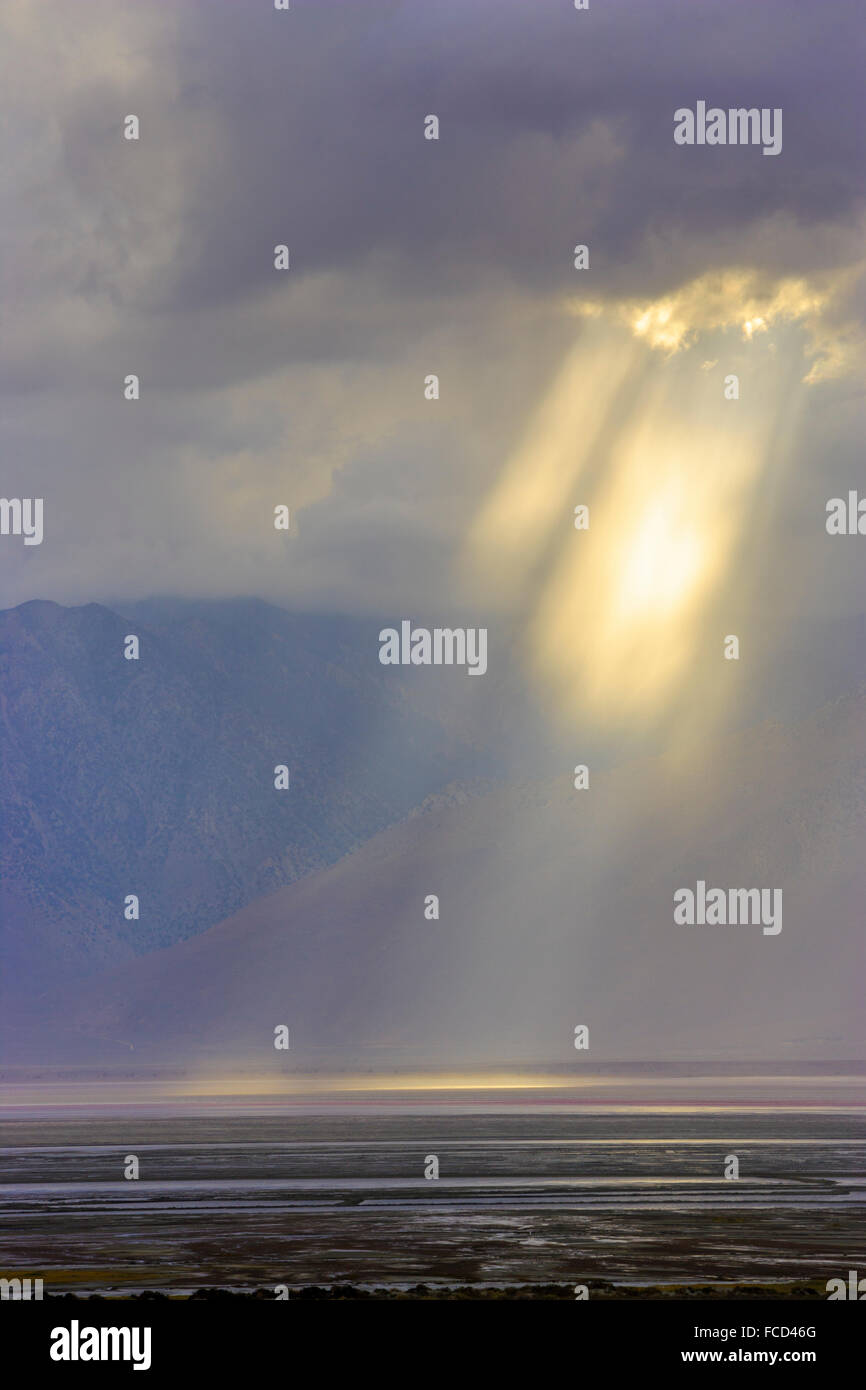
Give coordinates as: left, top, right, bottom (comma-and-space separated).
0, 0, 863, 612
150, 0, 864, 317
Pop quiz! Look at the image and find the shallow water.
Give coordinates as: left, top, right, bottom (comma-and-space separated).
2, 1109, 865, 1292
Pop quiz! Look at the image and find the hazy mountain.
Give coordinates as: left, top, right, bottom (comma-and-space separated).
36, 683, 866, 1068
0, 598, 496, 993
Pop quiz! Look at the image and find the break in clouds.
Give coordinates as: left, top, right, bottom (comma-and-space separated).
1, 0, 864, 632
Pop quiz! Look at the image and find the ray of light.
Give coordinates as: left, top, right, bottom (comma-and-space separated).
459, 267, 847, 730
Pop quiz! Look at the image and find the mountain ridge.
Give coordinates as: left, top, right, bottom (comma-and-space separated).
28, 681, 866, 1067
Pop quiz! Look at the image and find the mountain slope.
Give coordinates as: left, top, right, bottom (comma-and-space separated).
41, 686, 866, 1067
0, 598, 491, 990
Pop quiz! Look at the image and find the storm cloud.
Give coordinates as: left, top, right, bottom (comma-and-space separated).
1, 0, 863, 622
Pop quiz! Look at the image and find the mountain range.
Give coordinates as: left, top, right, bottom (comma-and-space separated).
0, 597, 495, 996
2, 597, 864, 1067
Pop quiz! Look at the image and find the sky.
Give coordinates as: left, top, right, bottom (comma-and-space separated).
1, 0, 864, 723
1, 1, 865, 1068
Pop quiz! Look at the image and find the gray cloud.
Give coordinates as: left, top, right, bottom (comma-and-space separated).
1, 0, 863, 622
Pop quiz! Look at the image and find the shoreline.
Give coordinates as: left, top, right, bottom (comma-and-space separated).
35, 1279, 833, 1301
